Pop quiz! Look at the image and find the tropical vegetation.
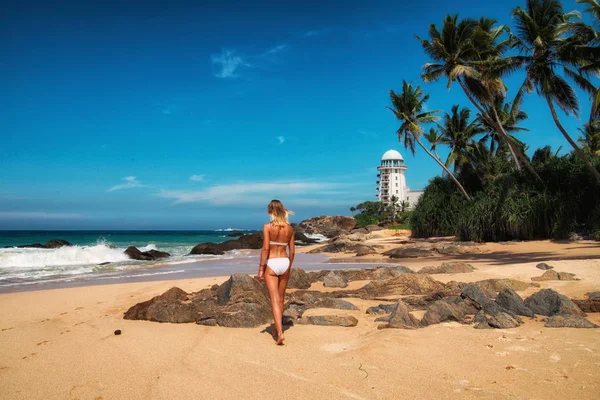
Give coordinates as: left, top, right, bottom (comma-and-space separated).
385, 0, 600, 241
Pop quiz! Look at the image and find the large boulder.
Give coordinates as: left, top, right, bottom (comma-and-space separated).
524, 289, 585, 317
189, 242, 226, 255
307, 237, 365, 253
287, 268, 311, 289
421, 299, 476, 326
495, 288, 534, 318
355, 245, 377, 256
293, 232, 319, 245
144, 249, 170, 259
350, 274, 446, 299
376, 300, 421, 329
543, 314, 598, 328
308, 266, 415, 283
189, 233, 266, 255
473, 310, 522, 329
236, 233, 264, 249
536, 263, 554, 270
124, 274, 272, 328
323, 271, 348, 288
351, 228, 369, 234
418, 262, 476, 275
461, 284, 523, 326
298, 216, 356, 238
383, 247, 435, 259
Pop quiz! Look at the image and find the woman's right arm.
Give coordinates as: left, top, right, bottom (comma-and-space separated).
288, 226, 295, 268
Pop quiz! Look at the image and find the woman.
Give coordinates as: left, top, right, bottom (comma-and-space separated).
257, 199, 295, 345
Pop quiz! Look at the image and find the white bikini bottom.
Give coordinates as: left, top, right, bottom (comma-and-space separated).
266, 257, 290, 276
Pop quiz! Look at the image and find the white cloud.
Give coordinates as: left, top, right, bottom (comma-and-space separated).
157, 181, 352, 206
190, 174, 205, 181
107, 176, 145, 192
0, 212, 84, 220
264, 44, 288, 56
211, 49, 250, 79
276, 136, 285, 144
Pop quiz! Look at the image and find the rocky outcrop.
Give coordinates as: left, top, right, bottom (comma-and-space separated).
418, 262, 476, 275
376, 300, 421, 329
355, 245, 377, 256
350, 228, 369, 234
297, 315, 358, 327
495, 288, 535, 318
536, 262, 554, 270
524, 289, 585, 317
323, 271, 348, 288
293, 232, 319, 245
531, 270, 579, 281
190, 231, 318, 255
421, 299, 477, 326
473, 310, 522, 329
307, 237, 372, 254
124, 246, 171, 261
366, 303, 397, 315
461, 284, 523, 329
473, 279, 532, 294
124, 274, 272, 328
298, 216, 356, 238
383, 247, 435, 259
287, 268, 311, 289
227, 232, 244, 237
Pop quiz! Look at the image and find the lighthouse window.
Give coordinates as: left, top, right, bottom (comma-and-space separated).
395, 176, 398, 180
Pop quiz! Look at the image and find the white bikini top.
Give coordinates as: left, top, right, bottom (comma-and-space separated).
269, 241, 288, 246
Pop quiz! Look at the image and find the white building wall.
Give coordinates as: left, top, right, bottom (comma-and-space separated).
376, 150, 422, 208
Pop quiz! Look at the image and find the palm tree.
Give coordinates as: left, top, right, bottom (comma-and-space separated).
578, 120, 600, 155
423, 127, 446, 174
437, 105, 484, 173
416, 15, 540, 180
387, 81, 471, 200
477, 97, 529, 154
512, 0, 600, 183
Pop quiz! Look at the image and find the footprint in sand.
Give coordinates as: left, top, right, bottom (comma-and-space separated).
550, 354, 561, 362
484, 344, 494, 349
74, 322, 84, 326
1, 327, 15, 332
505, 365, 515, 370
60, 330, 71, 335
22, 352, 37, 360
495, 352, 510, 357
37, 340, 50, 346
39, 319, 50, 323
75, 307, 84, 310
60, 312, 68, 315
0, 366, 8, 370
496, 335, 511, 342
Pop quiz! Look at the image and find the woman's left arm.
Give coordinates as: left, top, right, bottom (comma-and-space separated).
258, 224, 270, 281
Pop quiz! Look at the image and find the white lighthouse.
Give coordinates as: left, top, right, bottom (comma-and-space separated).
376, 149, 423, 207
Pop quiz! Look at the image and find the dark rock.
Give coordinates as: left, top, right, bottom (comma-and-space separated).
236, 233, 264, 249
536, 263, 554, 270
124, 246, 153, 261
486, 312, 522, 329
377, 300, 421, 329
227, 232, 244, 237
142, 249, 170, 259
421, 300, 475, 326
189, 233, 264, 255
323, 271, 348, 288
284, 291, 358, 321
297, 315, 358, 327
461, 284, 522, 323
287, 268, 311, 289
532, 270, 578, 281
114, 329, 121, 335
585, 291, 600, 299
524, 289, 585, 317
97, 262, 111, 266
434, 244, 479, 255
307, 237, 364, 253
383, 247, 435, 259
196, 318, 218, 326
418, 262, 476, 275
44, 239, 73, 248
366, 225, 385, 232
350, 274, 446, 299
306, 266, 415, 283
495, 288, 534, 318
16, 243, 46, 249
294, 232, 319, 245
351, 228, 369, 234
189, 242, 226, 255
572, 298, 600, 313
543, 314, 598, 328
298, 216, 356, 238
123, 287, 198, 323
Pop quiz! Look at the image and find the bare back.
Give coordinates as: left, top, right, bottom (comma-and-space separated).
263, 222, 294, 259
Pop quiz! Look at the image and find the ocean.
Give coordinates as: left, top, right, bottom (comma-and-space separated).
0, 229, 265, 291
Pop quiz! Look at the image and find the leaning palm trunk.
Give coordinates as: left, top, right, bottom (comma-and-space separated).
457, 79, 541, 181
415, 137, 471, 201
545, 96, 600, 183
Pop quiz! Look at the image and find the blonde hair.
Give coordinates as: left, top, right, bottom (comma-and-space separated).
268, 199, 294, 226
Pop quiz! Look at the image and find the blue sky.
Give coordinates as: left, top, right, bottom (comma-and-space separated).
0, 0, 594, 229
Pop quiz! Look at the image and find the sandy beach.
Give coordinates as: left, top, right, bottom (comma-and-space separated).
1, 237, 599, 400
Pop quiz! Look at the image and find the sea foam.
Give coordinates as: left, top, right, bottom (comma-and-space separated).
0, 244, 131, 268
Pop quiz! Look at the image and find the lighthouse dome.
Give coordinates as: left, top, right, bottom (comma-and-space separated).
381, 149, 404, 161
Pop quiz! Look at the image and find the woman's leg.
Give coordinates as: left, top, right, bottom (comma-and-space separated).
264, 268, 284, 344
277, 267, 291, 321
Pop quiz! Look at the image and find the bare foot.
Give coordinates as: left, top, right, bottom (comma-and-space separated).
276, 333, 285, 346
